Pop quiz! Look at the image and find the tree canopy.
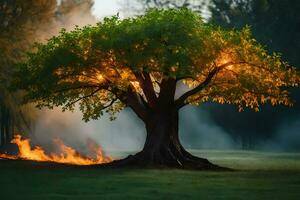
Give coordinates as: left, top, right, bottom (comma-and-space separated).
15, 8, 299, 122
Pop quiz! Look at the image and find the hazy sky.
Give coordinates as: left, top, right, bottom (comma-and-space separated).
92, 0, 122, 19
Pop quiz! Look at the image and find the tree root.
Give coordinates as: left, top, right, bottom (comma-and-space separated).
97, 150, 232, 171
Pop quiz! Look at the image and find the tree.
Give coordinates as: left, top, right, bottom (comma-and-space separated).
14, 9, 299, 169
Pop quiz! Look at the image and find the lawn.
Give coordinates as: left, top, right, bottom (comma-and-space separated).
1, 150, 300, 200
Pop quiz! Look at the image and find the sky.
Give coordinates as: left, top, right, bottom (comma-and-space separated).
92, 0, 123, 19
91, 0, 210, 19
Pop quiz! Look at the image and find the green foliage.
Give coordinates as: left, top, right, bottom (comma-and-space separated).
14, 8, 300, 121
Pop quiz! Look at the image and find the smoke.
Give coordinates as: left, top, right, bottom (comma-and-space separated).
56, 0, 97, 30
32, 108, 145, 157
176, 83, 236, 149
40, 0, 97, 40
179, 106, 235, 149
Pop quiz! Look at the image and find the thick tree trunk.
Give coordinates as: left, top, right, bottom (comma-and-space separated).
109, 108, 225, 170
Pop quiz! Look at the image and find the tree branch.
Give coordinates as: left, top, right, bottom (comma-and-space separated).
126, 89, 148, 121
133, 71, 157, 107
102, 98, 118, 109
53, 84, 100, 94
176, 75, 195, 82
174, 65, 225, 109
93, 67, 149, 121
65, 87, 102, 108
174, 61, 260, 109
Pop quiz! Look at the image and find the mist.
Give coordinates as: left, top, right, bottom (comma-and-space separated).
179, 106, 235, 150
259, 120, 300, 152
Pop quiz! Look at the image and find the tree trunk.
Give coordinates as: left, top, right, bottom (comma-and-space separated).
0, 104, 6, 146
109, 108, 225, 170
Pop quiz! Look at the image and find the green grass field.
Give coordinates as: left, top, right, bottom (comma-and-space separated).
1, 150, 300, 200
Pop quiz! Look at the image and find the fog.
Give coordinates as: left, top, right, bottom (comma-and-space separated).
179, 106, 235, 150
259, 120, 300, 152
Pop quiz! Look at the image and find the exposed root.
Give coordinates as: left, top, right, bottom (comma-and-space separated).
97, 150, 231, 171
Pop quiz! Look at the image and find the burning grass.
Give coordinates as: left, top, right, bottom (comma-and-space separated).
0, 135, 112, 165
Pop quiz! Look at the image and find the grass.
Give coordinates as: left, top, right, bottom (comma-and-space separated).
1, 150, 300, 200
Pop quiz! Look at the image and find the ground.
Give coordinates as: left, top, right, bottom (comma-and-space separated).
1, 150, 300, 200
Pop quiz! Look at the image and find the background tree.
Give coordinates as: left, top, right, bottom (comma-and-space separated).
0, 0, 95, 146
14, 9, 299, 168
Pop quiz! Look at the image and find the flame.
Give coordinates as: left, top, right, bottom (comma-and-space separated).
0, 135, 112, 165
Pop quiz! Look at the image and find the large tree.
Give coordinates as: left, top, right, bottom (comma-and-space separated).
14, 9, 299, 169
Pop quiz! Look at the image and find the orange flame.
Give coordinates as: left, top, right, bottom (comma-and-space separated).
0, 135, 112, 165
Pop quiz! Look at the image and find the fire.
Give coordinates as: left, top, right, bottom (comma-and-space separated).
0, 135, 112, 165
